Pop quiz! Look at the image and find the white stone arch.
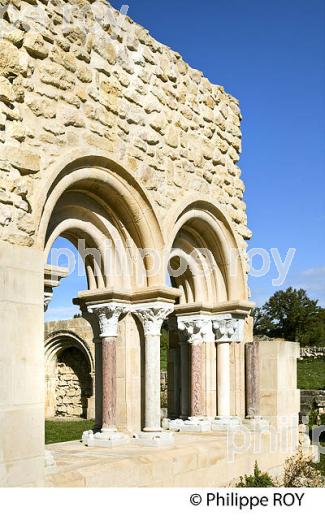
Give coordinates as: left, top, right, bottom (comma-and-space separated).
35, 150, 166, 291
164, 195, 248, 305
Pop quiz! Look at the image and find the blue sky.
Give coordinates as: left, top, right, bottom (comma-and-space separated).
45, 0, 325, 321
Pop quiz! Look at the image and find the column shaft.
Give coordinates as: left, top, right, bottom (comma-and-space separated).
245, 341, 259, 417
167, 345, 180, 418
102, 336, 117, 430
217, 342, 231, 416
191, 341, 203, 416
95, 339, 103, 429
144, 334, 161, 431
180, 339, 190, 419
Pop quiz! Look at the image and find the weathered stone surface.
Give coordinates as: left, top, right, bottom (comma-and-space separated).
0, 0, 251, 255
0, 40, 24, 77
0, 77, 16, 104
24, 33, 49, 59
1, 145, 40, 174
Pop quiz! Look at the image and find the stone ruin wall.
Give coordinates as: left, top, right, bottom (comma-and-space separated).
0, 0, 250, 258
45, 317, 95, 418
55, 347, 92, 417
299, 346, 325, 359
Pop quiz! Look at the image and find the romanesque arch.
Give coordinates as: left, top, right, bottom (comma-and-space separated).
38, 152, 166, 291
44, 330, 95, 419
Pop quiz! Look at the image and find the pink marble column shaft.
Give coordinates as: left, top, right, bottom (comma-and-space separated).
101, 336, 117, 430
191, 341, 203, 416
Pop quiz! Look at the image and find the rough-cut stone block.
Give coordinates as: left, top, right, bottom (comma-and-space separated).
24, 33, 49, 59
1, 145, 40, 174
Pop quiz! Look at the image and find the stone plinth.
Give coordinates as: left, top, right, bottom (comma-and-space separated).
211, 416, 242, 431
167, 416, 212, 432
132, 431, 175, 447
82, 429, 129, 448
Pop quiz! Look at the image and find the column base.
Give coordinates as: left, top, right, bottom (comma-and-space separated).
242, 416, 269, 432
132, 431, 175, 447
211, 416, 242, 431
166, 416, 212, 432
143, 426, 162, 433
82, 429, 130, 448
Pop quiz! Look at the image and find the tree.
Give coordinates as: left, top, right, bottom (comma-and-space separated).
253, 288, 325, 347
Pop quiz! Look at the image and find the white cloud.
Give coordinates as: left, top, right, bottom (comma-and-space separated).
291, 266, 325, 306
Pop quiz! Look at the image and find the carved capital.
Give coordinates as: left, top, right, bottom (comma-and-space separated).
212, 314, 244, 343
88, 303, 129, 338
177, 316, 214, 345
132, 302, 174, 336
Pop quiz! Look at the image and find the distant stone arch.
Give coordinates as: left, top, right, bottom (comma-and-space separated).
44, 330, 95, 419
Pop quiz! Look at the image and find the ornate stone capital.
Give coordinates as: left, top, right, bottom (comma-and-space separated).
88, 303, 129, 338
212, 314, 244, 343
177, 316, 214, 345
132, 302, 174, 336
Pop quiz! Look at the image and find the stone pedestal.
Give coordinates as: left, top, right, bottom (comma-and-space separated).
82, 429, 129, 448
168, 416, 212, 432
211, 415, 242, 431
132, 431, 175, 447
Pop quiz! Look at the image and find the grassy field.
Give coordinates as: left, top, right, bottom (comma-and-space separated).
45, 419, 95, 444
297, 358, 325, 389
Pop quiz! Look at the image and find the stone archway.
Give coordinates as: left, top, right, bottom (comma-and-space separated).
45, 328, 95, 420
164, 197, 252, 426
40, 154, 168, 435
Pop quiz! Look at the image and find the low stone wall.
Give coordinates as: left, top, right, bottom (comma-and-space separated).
300, 346, 325, 359
300, 390, 325, 421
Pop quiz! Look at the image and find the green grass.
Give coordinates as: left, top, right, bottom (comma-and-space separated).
45, 419, 95, 444
297, 358, 325, 389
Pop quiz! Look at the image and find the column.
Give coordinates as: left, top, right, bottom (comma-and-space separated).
217, 342, 231, 416
191, 337, 204, 417
179, 331, 190, 419
212, 316, 242, 430
132, 302, 174, 433
245, 341, 259, 418
171, 317, 212, 432
93, 303, 128, 431
243, 341, 268, 431
167, 317, 180, 419
81, 302, 129, 447
94, 338, 102, 430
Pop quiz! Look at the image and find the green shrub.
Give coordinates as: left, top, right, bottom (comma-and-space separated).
276, 448, 324, 487
236, 461, 274, 487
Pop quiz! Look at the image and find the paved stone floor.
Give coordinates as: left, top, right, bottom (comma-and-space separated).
45, 430, 292, 487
